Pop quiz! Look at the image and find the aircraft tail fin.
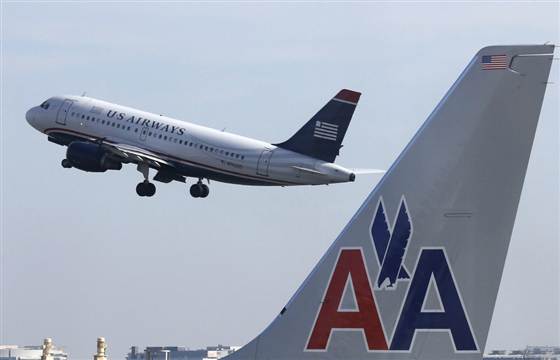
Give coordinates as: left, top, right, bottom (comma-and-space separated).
274, 89, 361, 162
226, 45, 554, 360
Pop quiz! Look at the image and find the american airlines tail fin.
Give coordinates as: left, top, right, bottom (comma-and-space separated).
226, 45, 554, 360
274, 89, 361, 163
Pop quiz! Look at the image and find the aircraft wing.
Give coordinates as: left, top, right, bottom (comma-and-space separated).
101, 141, 186, 183
101, 142, 172, 168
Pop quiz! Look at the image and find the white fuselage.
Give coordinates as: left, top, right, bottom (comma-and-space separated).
26, 95, 355, 186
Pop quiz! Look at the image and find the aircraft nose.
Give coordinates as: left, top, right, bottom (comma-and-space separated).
26, 107, 37, 125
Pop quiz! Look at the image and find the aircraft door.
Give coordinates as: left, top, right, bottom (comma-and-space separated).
139, 125, 149, 141
257, 149, 274, 176
56, 99, 73, 125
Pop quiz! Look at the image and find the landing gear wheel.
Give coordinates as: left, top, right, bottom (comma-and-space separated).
200, 184, 209, 198
136, 181, 156, 197
136, 183, 145, 197
146, 182, 156, 197
190, 184, 201, 198
61, 159, 72, 168
190, 180, 210, 198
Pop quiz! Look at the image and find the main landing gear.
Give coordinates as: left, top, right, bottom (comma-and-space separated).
61, 159, 72, 168
120, 163, 212, 199
190, 180, 209, 198
136, 163, 156, 197
136, 181, 156, 197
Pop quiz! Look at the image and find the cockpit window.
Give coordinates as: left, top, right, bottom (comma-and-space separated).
40, 100, 50, 109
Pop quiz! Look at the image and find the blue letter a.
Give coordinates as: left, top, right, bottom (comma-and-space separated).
390, 249, 478, 351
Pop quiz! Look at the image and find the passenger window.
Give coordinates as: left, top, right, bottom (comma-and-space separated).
127, 126, 131, 131
159, 134, 162, 139
102, 120, 105, 124
135, 128, 138, 133
82, 115, 85, 119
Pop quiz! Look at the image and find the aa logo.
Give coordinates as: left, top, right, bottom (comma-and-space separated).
306, 196, 478, 352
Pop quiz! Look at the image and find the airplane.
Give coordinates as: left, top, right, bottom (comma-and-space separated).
26, 89, 382, 198
216, 45, 553, 360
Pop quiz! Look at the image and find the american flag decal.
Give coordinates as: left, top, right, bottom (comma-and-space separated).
481, 54, 508, 70
314, 121, 338, 141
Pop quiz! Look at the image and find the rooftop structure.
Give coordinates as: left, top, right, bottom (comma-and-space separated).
0, 339, 67, 360
126, 345, 239, 360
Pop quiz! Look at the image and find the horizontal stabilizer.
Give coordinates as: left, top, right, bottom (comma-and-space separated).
290, 166, 327, 176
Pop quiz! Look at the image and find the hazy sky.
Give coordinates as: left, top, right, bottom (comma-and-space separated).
1, 2, 558, 360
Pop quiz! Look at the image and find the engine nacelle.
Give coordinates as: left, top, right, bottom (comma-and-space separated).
66, 141, 122, 172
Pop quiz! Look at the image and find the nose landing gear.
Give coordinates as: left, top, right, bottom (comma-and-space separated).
61, 159, 72, 168
190, 180, 209, 198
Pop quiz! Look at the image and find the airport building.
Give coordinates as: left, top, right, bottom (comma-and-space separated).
483, 346, 560, 360
125, 345, 558, 360
126, 345, 239, 360
0, 345, 67, 360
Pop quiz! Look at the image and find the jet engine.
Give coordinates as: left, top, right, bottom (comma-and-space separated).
66, 141, 122, 172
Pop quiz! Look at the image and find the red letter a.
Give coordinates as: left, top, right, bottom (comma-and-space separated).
306, 249, 388, 351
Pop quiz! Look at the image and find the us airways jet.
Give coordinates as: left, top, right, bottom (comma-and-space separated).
26, 89, 380, 198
